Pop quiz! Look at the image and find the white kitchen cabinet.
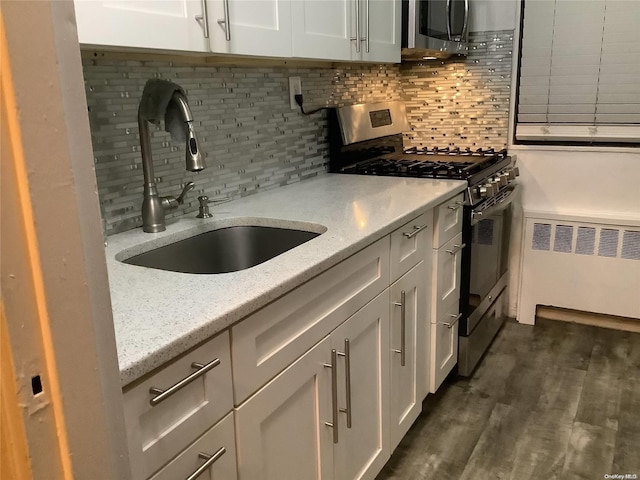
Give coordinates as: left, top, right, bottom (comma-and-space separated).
291, 0, 400, 62
430, 297, 460, 393
389, 262, 427, 450
206, 0, 292, 57
123, 331, 233, 480
234, 336, 333, 480
433, 193, 465, 248
359, 0, 402, 63
75, 0, 399, 62
434, 232, 464, 310
234, 292, 390, 480
231, 238, 389, 404
389, 212, 432, 282
291, 0, 353, 61
428, 195, 464, 394
74, 0, 209, 52
331, 292, 390, 480
149, 412, 238, 480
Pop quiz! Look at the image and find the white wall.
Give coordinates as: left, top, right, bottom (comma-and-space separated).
506, 147, 640, 318
469, 0, 519, 32
514, 148, 640, 215
503, 0, 640, 319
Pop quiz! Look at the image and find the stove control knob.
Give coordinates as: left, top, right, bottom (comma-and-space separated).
499, 173, 509, 186
508, 169, 516, 180
479, 183, 496, 197
513, 167, 520, 177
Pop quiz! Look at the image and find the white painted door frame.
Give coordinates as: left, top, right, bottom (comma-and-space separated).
1, 2, 130, 478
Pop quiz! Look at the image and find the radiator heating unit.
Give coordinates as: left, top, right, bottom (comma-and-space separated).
518, 211, 640, 324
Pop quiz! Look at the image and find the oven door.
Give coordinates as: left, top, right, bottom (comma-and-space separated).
460, 184, 519, 335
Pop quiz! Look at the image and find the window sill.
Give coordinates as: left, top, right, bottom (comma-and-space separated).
508, 144, 640, 154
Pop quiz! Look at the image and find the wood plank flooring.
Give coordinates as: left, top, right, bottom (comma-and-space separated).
376, 318, 640, 480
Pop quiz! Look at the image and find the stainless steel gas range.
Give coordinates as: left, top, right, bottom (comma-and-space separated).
328, 101, 519, 376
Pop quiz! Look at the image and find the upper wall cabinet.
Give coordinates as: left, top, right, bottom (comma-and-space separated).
291, 0, 352, 61
74, 0, 400, 63
359, 0, 401, 63
74, 0, 209, 52
206, 0, 292, 57
291, 0, 401, 62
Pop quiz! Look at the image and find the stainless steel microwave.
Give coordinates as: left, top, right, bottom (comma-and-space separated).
401, 0, 470, 60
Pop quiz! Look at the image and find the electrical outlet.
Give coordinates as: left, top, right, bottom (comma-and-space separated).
289, 76, 302, 110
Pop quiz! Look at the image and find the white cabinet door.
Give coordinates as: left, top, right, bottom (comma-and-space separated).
74, 0, 209, 52
434, 232, 464, 311
360, 0, 401, 63
207, 0, 292, 57
234, 336, 333, 480
332, 292, 390, 480
290, 0, 400, 62
429, 298, 460, 393
291, 0, 353, 60
389, 262, 426, 450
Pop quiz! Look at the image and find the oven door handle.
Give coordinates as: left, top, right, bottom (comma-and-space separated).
471, 184, 519, 226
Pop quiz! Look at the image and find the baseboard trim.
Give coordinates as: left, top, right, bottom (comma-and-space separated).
536, 305, 640, 334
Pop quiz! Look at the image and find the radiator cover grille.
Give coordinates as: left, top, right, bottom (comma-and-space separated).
530, 222, 640, 261
518, 215, 640, 325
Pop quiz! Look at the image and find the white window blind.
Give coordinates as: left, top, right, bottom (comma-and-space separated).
516, 0, 640, 143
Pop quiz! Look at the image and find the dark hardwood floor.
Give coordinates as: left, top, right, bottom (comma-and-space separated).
377, 318, 640, 480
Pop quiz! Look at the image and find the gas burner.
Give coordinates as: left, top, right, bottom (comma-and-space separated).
402, 146, 508, 158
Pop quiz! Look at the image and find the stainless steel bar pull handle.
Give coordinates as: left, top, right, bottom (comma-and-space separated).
444, 313, 462, 329
324, 349, 339, 443
446, 243, 466, 255
195, 0, 210, 38
218, 0, 231, 41
447, 201, 464, 211
446, 0, 452, 40
149, 358, 220, 406
185, 447, 226, 480
337, 339, 352, 428
351, 0, 361, 53
393, 290, 406, 366
462, 0, 470, 39
364, 0, 370, 53
403, 224, 427, 239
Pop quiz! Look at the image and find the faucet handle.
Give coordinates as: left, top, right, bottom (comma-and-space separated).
176, 181, 195, 205
196, 195, 213, 218
160, 181, 195, 211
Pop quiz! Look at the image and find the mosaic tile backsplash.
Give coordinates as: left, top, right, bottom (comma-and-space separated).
84, 30, 512, 234
402, 30, 514, 149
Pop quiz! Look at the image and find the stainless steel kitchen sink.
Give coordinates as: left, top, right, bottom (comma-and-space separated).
122, 225, 322, 274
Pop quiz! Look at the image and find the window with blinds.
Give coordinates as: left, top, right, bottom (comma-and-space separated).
516, 0, 640, 143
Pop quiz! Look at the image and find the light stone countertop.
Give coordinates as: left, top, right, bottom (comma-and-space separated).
105, 174, 467, 386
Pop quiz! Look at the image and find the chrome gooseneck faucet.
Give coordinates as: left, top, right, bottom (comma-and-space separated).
138, 91, 205, 232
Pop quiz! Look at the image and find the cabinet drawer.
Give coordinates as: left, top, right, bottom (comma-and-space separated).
429, 303, 459, 393
232, 237, 390, 404
433, 193, 464, 248
433, 232, 463, 316
390, 211, 432, 282
124, 331, 233, 480
149, 412, 238, 480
